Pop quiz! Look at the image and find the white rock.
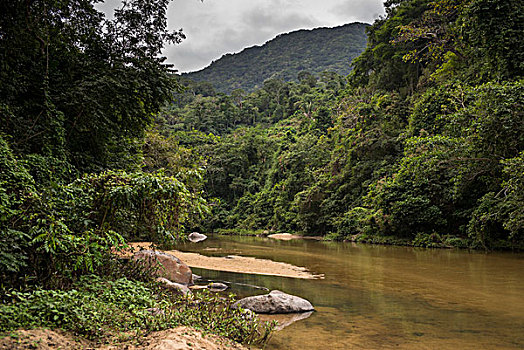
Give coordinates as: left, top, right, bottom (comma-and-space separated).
188, 232, 207, 243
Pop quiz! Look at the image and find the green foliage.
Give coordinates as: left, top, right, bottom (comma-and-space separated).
336, 207, 379, 238
164, 71, 345, 136
499, 155, 524, 239
1, 162, 208, 285
185, 23, 368, 93
366, 136, 465, 237
468, 153, 524, 249
1, 3, 523, 325
0, 276, 273, 345
0, 137, 37, 276
27, 170, 207, 280
455, 82, 524, 160
171, 290, 274, 344
0, 0, 277, 346
408, 84, 458, 136
0, 0, 182, 172
463, 0, 524, 80
350, 0, 430, 93
393, 0, 465, 65
66, 170, 207, 242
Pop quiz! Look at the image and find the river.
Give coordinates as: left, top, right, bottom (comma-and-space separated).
176, 235, 524, 349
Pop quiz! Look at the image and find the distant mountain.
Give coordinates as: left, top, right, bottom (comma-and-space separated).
183, 22, 369, 94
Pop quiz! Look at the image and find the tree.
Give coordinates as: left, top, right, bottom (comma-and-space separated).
0, 0, 183, 173
0, 0, 209, 284
350, 0, 430, 93
393, 0, 466, 64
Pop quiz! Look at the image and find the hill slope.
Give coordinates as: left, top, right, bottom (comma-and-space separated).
184, 22, 369, 93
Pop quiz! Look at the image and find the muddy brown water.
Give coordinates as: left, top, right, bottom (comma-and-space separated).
176, 235, 524, 349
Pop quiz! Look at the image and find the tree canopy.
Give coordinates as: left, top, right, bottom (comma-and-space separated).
0, 0, 183, 173
0, 0, 207, 283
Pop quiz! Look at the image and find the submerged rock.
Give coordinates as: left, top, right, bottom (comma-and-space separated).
234, 290, 314, 314
133, 250, 192, 285
207, 282, 228, 292
188, 232, 207, 243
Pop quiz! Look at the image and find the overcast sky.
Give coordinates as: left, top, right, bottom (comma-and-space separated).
98, 0, 385, 73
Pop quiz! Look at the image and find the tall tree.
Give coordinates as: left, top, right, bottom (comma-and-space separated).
0, 0, 183, 173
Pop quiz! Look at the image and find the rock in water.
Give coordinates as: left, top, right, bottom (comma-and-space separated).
207, 282, 228, 292
133, 250, 192, 285
188, 232, 207, 243
234, 290, 314, 314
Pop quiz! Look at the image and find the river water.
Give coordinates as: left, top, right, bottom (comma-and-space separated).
177, 235, 524, 349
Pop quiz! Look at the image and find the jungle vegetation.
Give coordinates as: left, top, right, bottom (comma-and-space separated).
165, 0, 523, 250
0, 0, 522, 345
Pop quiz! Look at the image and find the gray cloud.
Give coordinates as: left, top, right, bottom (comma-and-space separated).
329, 0, 384, 24
243, 5, 317, 33
167, 0, 321, 72
94, 0, 121, 19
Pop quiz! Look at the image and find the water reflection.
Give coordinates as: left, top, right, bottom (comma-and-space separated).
259, 311, 314, 331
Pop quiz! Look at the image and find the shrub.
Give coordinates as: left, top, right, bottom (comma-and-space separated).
28, 170, 208, 281
1, 162, 209, 286
467, 153, 524, 250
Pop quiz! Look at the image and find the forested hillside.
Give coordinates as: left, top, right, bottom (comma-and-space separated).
162, 0, 523, 250
184, 23, 368, 93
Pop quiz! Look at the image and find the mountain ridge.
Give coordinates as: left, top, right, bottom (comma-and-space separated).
183, 22, 369, 93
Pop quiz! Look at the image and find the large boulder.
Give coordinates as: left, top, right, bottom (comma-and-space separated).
234, 290, 314, 314
133, 250, 192, 285
188, 232, 207, 243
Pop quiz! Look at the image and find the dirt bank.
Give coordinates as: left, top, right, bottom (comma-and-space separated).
168, 250, 323, 279
0, 327, 247, 350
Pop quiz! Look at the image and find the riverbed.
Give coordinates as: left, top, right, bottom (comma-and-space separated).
175, 235, 524, 349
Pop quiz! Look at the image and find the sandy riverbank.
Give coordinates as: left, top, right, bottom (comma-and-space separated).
127, 242, 323, 280
267, 233, 323, 241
